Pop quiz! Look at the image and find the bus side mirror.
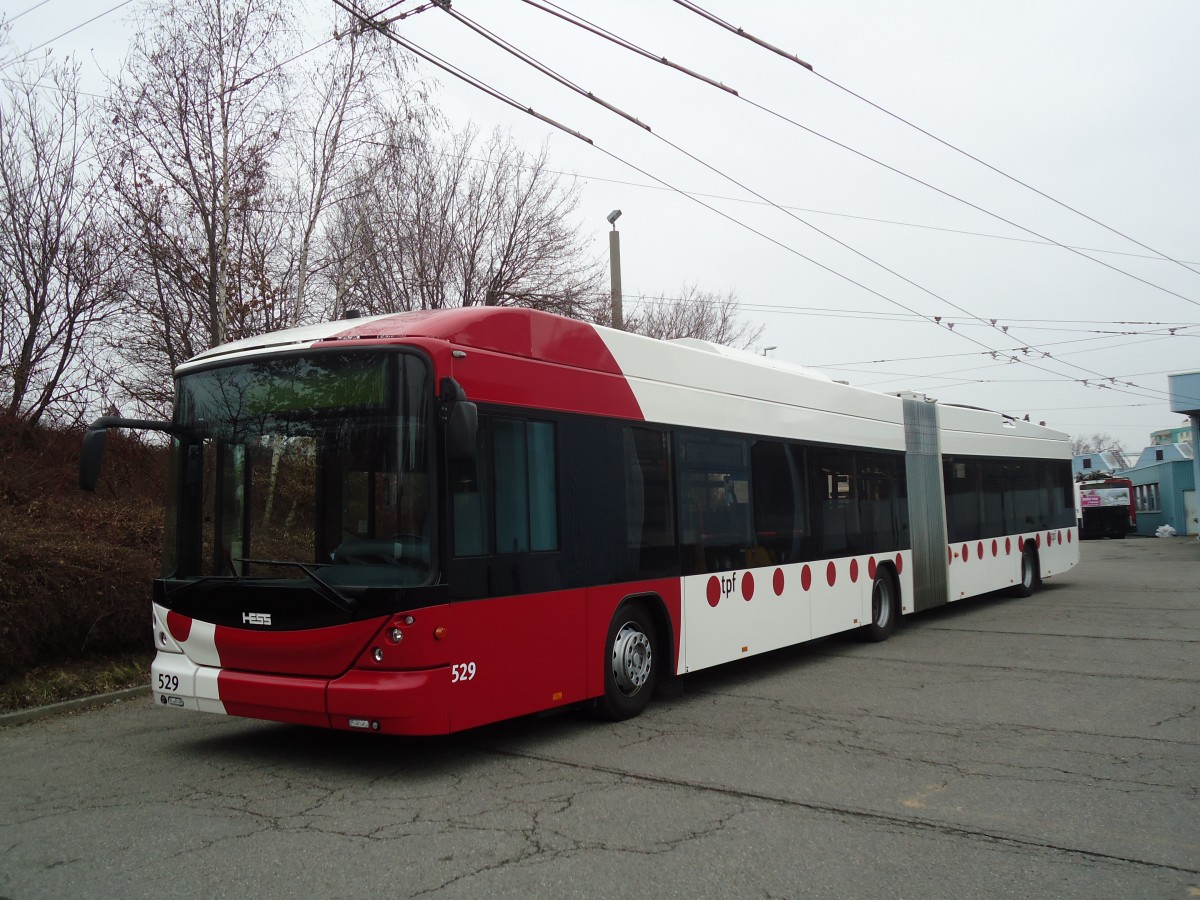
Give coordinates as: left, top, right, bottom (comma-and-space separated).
440, 376, 478, 462
78, 416, 174, 492
446, 401, 478, 462
79, 426, 109, 492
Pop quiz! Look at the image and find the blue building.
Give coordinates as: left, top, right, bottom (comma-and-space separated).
1120, 372, 1200, 537
1151, 424, 1193, 446
1124, 443, 1195, 537
1072, 450, 1126, 479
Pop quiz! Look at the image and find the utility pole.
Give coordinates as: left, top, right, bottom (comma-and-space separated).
607, 209, 622, 330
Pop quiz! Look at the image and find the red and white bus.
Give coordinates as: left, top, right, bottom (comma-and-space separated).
1078, 477, 1136, 539
81, 307, 1079, 734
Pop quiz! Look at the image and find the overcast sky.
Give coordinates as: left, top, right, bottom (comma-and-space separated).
5, 0, 1199, 454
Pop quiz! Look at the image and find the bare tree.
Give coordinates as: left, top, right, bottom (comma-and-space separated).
0, 53, 120, 425
1071, 432, 1126, 456
624, 283, 763, 349
329, 124, 604, 319
460, 135, 603, 317
100, 0, 291, 412
1071, 432, 1130, 470
275, 14, 415, 327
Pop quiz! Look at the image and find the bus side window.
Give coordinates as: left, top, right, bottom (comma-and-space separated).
622, 427, 675, 570
457, 416, 559, 557
858, 451, 906, 550
676, 433, 752, 574
750, 440, 805, 564
810, 448, 858, 556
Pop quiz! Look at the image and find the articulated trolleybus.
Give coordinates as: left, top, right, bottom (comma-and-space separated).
81, 308, 1078, 735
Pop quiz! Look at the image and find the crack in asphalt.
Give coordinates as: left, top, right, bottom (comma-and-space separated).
852, 655, 1200, 684
681, 686, 1200, 748
924, 627, 1200, 643
474, 743, 1200, 878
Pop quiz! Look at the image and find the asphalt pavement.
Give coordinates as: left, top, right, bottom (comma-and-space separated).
1, 538, 1197, 899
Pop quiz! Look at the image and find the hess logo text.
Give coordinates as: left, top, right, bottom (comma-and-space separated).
242, 612, 272, 626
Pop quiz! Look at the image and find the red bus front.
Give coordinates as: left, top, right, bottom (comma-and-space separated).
149, 346, 484, 734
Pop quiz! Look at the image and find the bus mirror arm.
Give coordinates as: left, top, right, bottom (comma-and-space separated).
79, 416, 175, 492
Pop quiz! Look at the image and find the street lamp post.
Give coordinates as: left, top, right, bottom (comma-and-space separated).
607, 209, 622, 330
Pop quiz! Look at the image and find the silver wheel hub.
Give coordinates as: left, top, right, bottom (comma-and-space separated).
611, 623, 652, 696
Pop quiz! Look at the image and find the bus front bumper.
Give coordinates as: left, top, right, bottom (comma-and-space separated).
151, 650, 451, 735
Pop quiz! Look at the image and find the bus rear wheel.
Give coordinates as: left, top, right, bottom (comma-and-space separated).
861, 571, 898, 642
597, 604, 658, 721
1013, 549, 1039, 598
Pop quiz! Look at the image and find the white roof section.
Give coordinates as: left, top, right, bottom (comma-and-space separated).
936, 402, 1072, 459
598, 323, 906, 450
176, 314, 397, 373
666, 338, 833, 382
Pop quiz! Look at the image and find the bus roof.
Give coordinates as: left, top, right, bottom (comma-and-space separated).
177, 307, 1069, 456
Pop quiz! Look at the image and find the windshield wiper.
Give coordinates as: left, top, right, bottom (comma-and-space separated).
162, 576, 226, 602
236, 558, 357, 614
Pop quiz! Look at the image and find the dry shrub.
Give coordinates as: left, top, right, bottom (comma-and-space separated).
0, 419, 166, 682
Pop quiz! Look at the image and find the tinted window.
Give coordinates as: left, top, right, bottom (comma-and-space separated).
677, 433, 752, 574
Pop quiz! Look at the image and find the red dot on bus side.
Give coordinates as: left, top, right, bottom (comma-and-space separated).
895, 553, 903, 574
962, 543, 970, 562
706, 576, 720, 607
801, 565, 812, 591
850, 559, 859, 582
773, 568, 785, 596
1036, 533, 1042, 548
991, 539, 998, 557
826, 561, 837, 587
868, 557, 877, 579
977, 541, 984, 560
1018, 536, 1024, 551
1067, 530, 1072, 543
1006, 537, 1012, 554
742, 571, 754, 601
948, 547, 953, 565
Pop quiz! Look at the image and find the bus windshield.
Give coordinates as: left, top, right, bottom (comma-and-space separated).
163, 351, 434, 589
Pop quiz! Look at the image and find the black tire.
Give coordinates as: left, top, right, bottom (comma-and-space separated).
1012, 548, 1039, 598
861, 570, 898, 642
597, 604, 658, 721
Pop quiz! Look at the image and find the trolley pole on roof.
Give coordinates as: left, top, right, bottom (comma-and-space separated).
607, 209, 623, 330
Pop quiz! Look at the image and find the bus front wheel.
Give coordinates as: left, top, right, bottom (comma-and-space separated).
597, 604, 658, 721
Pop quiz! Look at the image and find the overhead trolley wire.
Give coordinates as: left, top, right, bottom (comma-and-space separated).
523, 1, 1200, 269
0, 0, 136, 73
450, 3, 1179, 403
667, 0, 1200, 293
343, 0, 1176, 405
553, 168, 1200, 266
333, 0, 593, 145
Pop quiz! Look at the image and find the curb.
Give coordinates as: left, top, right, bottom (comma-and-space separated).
0, 685, 150, 728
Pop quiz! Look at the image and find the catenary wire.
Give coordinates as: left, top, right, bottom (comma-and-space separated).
667, 0, 1200, 283
542, 0, 1200, 311
0, 0, 136, 73
436, 4, 1179, 402
343, 1, 1179, 405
